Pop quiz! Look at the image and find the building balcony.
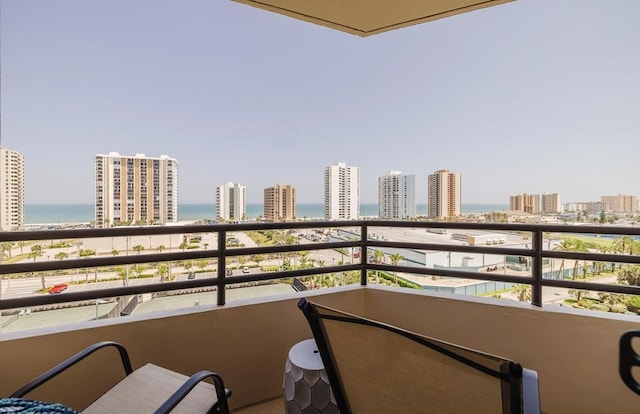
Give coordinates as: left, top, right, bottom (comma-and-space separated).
1, 221, 639, 412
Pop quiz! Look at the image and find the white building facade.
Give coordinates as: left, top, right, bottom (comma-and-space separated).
216, 182, 246, 222
324, 162, 360, 220
427, 169, 461, 219
95, 152, 178, 227
0, 148, 25, 231
378, 171, 416, 220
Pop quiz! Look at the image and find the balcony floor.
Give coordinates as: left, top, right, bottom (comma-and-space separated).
235, 397, 283, 414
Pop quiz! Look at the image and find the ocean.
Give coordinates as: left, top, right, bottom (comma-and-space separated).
24, 203, 508, 225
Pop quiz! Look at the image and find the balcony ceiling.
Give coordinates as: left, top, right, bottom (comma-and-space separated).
232, 0, 514, 37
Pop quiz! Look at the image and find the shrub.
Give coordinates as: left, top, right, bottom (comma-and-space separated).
625, 296, 640, 314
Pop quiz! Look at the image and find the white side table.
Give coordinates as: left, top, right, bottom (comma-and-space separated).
283, 339, 338, 414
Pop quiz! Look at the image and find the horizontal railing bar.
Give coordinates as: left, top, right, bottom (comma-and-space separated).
543, 251, 640, 264
369, 264, 535, 285
366, 240, 532, 256
540, 279, 640, 295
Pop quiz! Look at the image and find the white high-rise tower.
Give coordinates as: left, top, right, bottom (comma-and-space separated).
324, 162, 360, 220
216, 182, 247, 222
378, 171, 416, 220
0, 148, 25, 231
95, 152, 178, 227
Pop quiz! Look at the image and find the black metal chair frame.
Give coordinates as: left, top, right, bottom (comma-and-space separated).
10, 341, 231, 414
620, 330, 640, 396
298, 298, 540, 414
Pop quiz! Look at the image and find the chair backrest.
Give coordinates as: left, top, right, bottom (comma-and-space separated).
298, 298, 537, 414
620, 330, 640, 396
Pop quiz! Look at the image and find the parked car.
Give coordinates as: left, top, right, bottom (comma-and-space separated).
48, 283, 68, 294
242, 267, 250, 274
187, 272, 196, 280
225, 269, 233, 276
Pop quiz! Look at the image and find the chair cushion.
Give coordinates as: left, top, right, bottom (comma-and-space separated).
82, 363, 221, 414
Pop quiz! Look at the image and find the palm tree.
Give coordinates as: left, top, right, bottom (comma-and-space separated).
1, 242, 14, 259
156, 245, 166, 253
132, 245, 144, 254
111, 249, 119, 257
18, 241, 26, 255
179, 241, 189, 252
156, 263, 169, 282
389, 253, 403, 284
115, 266, 128, 286
29, 244, 43, 262
372, 250, 385, 284
513, 284, 532, 302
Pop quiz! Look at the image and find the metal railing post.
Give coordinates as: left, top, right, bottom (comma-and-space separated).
531, 229, 543, 307
217, 229, 226, 306
360, 223, 368, 286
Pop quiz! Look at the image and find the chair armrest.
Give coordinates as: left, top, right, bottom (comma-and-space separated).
11, 341, 133, 398
153, 370, 231, 414
522, 368, 541, 414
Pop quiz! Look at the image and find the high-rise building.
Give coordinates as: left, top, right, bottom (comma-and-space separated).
509, 193, 540, 214
541, 193, 562, 214
95, 152, 178, 227
427, 169, 461, 219
264, 184, 296, 222
324, 162, 360, 220
216, 182, 246, 222
0, 148, 25, 231
378, 171, 416, 220
601, 195, 638, 213
510, 193, 561, 214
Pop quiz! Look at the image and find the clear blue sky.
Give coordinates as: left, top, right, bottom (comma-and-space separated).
1, 0, 639, 205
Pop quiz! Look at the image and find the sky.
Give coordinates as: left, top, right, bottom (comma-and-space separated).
1, 0, 639, 205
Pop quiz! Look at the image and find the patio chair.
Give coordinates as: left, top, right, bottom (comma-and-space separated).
298, 298, 540, 414
9, 341, 231, 414
620, 330, 640, 396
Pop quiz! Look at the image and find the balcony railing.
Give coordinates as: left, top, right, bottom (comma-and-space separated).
1, 221, 640, 313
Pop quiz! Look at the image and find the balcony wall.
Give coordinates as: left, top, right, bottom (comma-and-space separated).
1, 285, 639, 413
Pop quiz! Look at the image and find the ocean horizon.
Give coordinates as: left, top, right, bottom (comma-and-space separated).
24, 203, 508, 225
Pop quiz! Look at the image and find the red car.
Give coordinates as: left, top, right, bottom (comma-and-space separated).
48, 283, 68, 294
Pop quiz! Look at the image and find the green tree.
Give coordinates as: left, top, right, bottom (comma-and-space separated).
156, 263, 169, 282
54, 251, 69, 261
29, 244, 43, 262
111, 249, 119, 256
1, 242, 14, 259
618, 265, 640, 286
513, 284, 532, 302
179, 242, 189, 251
389, 253, 403, 284
132, 245, 144, 254
156, 245, 166, 253
251, 254, 265, 267
18, 241, 26, 255
115, 266, 128, 286
197, 260, 208, 272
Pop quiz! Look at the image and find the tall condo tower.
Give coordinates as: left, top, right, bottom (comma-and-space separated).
264, 184, 296, 222
427, 169, 461, 219
95, 152, 178, 227
324, 162, 360, 220
216, 182, 246, 222
0, 148, 25, 231
378, 171, 416, 220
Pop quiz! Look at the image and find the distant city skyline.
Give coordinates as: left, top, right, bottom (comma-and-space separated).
1, 1, 639, 205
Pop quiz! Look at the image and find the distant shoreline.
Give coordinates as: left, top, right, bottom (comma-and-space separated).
23, 203, 509, 226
